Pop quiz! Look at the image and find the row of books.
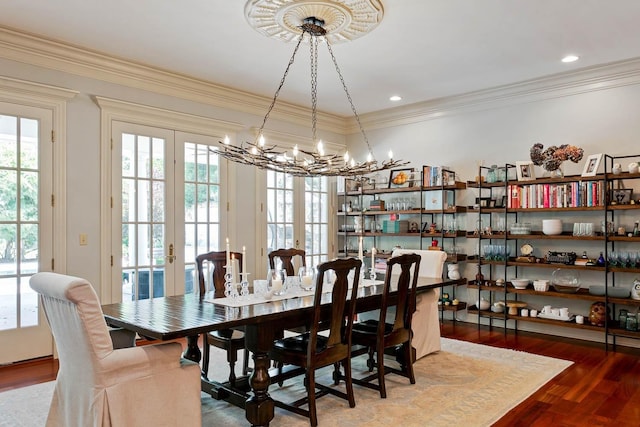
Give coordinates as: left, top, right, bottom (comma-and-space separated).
507, 181, 604, 209
423, 165, 455, 187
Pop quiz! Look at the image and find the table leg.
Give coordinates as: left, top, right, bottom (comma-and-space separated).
244, 325, 275, 427
183, 334, 201, 363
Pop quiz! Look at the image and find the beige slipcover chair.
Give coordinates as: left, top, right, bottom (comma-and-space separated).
29, 272, 202, 427
390, 249, 447, 359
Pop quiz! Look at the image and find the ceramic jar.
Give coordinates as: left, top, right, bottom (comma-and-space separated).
631, 279, 640, 300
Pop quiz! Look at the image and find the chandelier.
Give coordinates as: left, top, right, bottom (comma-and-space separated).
214, 10, 407, 177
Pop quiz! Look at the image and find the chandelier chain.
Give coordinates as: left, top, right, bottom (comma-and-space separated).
324, 40, 373, 157
256, 35, 305, 140
310, 34, 319, 145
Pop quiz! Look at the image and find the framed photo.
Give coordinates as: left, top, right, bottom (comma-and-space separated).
581, 153, 603, 177
389, 168, 414, 188
609, 189, 633, 205
516, 161, 536, 181
494, 195, 507, 208
475, 197, 491, 208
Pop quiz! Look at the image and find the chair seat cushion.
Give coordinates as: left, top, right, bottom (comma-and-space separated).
352, 319, 393, 335
274, 333, 328, 353
210, 328, 245, 342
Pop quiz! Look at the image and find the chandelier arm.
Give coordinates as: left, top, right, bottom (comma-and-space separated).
256, 34, 305, 141
323, 38, 374, 160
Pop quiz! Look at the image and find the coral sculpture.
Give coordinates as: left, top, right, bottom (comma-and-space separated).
530, 143, 584, 172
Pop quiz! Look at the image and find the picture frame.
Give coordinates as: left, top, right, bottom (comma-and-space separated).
389, 168, 414, 188
475, 197, 491, 208
516, 161, 536, 181
609, 189, 633, 205
494, 195, 507, 208
581, 153, 603, 177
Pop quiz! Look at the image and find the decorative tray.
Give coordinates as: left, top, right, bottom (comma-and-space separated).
536, 313, 575, 322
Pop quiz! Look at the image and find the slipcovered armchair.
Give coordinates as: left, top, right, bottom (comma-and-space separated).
30, 272, 202, 427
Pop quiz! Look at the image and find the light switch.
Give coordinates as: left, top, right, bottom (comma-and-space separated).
79, 233, 88, 246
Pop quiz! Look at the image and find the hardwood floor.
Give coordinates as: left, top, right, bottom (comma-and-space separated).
2, 321, 640, 425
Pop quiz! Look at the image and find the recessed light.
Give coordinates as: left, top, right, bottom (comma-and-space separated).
389, 95, 402, 102
561, 55, 579, 63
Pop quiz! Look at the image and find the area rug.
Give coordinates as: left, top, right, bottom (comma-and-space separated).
0, 338, 572, 427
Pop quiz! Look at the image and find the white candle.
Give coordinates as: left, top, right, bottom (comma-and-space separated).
226, 237, 230, 267
271, 278, 283, 292
371, 247, 376, 270
358, 236, 364, 261
301, 275, 314, 289
242, 246, 247, 274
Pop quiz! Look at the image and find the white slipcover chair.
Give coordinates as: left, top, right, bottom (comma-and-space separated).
390, 249, 447, 359
30, 272, 202, 427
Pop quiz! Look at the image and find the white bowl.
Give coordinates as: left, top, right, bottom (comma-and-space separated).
511, 279, 530, 289
542, 219, 562, 235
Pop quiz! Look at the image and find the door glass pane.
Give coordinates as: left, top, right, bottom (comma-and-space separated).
184, 141, 220, 293
121, 133, 166, 300
267, 171, 294, 254
304, 176, 329, 268
0, 113, 40, 330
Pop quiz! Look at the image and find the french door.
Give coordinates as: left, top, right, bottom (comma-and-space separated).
0, 104, 53, 363
265, 170, 331, 271
111, 122, 224, 301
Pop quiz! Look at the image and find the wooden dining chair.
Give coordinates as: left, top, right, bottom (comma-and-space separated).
268, 247, 306, 276
349, 253, 421, 398
196, 250, 249, 386
268, 257, 362, 427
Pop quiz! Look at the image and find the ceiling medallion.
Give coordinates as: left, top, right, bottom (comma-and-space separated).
245, 0, 384, 44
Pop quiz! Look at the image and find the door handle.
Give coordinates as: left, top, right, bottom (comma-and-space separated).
166, 243, 176, 264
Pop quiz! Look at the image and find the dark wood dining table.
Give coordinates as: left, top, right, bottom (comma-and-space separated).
102, 276, 466, 426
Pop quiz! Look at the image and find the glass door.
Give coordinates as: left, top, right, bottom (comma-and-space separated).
0, 105, 53, 363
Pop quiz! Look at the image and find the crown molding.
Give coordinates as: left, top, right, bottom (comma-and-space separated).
0, 25, 348, 133
3, 25, 640, 137
354, 57, 640, 133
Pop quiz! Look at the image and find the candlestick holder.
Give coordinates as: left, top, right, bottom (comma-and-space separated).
224, 266, 238, 298
240, 273, 250, 298
369, 267, 376, 281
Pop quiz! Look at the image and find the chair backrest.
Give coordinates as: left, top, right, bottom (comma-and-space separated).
268, 248, 306, 276
391, 248, 446, 279
29, 272, 113, 376
379, 253, 421, 334
196, 250, 243, 298
308, 258, 361, 363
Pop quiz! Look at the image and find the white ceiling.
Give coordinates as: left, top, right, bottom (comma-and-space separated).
2, 0, 640, 116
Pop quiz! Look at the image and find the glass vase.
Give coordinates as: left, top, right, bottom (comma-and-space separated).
544, 166, 564, 178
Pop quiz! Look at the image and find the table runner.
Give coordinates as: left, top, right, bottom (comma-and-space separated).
206, 278, 383, 308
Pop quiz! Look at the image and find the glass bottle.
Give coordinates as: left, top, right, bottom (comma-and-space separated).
486, 165, 497, 183
597, 252, 605, 266
619, 309, 628, 328
633, 221, 639, 237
